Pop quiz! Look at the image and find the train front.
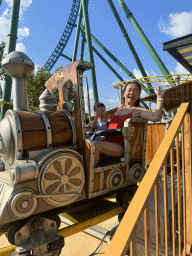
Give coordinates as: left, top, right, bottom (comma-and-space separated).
0, 51, 89, 255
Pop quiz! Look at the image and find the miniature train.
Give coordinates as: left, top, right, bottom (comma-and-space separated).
0, 51, 147, 255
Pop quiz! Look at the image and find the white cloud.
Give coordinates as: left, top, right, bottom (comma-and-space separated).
5, 0, 12, 7
174, 62, 189, 74
34, 63, 41, 73
133, 69, 142, 79
133, 68, 158, 79
100, 91, 120, 110
83, 87, 95, 115
5, 0, 32, 15
18, 26, 30, 40
158, 12, 192, 38
20, 0, 33, 11
0, 2, 31, 55
0, 9, 10, 43
16, 42, 26, 53
108, 97, 119, 104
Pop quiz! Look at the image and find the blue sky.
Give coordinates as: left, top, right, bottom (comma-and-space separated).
0, 0, 192, 112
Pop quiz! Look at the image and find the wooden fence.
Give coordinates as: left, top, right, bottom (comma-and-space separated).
105, 102, 192, 256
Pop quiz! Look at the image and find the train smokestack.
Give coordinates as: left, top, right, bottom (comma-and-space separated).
1, 51, 34, 111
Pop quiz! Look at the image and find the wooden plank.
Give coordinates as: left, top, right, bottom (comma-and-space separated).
154, 179, 160, 256
130, 228, 137, 256
163, 163, 169, 256
170, 146, 176, 255
183, 103, 192, 252
176, 133, 182, 256
145, 124, 166, 164
181, 123, 186, 254
104, 103, 189, 256
177, 46, 192, 54
184, 55, 192, 60
144, 202, 151, 256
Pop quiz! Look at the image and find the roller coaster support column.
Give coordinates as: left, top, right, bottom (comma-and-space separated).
92, 43, 148, 107
116, 0, 174, 87
72, 3, 83, 62
80, 30, 86, 60
107, 0, 154, 94
80, 25, 150, 96
1, 0, 21, 119
81, 0, 99, 103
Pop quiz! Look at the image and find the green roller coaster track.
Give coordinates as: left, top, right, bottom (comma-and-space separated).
1, 0, 175, 119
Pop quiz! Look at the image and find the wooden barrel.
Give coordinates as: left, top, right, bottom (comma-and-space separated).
16, 110, 73, 151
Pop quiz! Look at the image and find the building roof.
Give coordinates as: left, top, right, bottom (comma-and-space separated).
163, 34, 192, 74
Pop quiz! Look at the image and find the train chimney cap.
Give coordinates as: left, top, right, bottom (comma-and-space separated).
1, 51, 34, 78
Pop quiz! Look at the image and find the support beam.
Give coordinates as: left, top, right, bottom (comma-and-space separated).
80, 24, 150, 95
91, 45, 149, 109
72, 3, 83, 62
80, 29, 86, 60
116, 0, 174, 87
107, 0, 154, 94
1, 0, 21, 119
60, 53, 72, 62
81, 0, 99, 103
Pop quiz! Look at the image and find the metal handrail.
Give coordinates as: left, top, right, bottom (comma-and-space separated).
114, 74, 192, 90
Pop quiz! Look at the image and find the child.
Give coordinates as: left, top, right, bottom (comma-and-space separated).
91, 102, 109, 142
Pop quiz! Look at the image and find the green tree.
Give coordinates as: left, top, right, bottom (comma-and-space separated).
27, 65, 75, 109
54, 65, 74, 105
27, 67, 52, 108
0, 41, 6, 81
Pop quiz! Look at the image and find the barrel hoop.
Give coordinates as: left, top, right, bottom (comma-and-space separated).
11, 111, 23, 160
37, 111, 52, 148
60, 109, 76, 145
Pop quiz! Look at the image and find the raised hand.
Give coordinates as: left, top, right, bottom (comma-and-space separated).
154, 86, 165, 98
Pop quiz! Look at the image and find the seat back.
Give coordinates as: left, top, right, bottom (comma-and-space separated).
84, 118, 148, 199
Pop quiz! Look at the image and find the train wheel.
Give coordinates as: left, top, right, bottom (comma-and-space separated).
46, 214, 61, 230
7, 219, 28, 245
48, 236, 64, 253
116, 184, 138, 222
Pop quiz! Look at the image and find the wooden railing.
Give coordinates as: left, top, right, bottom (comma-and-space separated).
105, 102, 192, 256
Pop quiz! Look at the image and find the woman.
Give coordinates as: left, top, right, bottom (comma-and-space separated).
94, 81, 164, 167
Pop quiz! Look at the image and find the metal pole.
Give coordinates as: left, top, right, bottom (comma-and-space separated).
86, 41, 149, 109
81, 0, 99, 103
92, 46, 124, 82
107, 0, 154, 94
1, 0, 21, 119
72, 3, 83, 62
116, 0, 174, 86
60, 53, 72, 62
175, 76, 180, 86
120, 86, 123, 105
80, 25, 150, 95
80, 30, 86, 60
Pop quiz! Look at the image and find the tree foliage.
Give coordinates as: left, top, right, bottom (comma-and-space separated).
54, 65, 74, 105
27, 65, 74, 109
0, 41, 7, 81
27, 67, 52, 108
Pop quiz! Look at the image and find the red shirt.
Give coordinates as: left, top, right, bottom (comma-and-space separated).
105, 110, 135, 146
